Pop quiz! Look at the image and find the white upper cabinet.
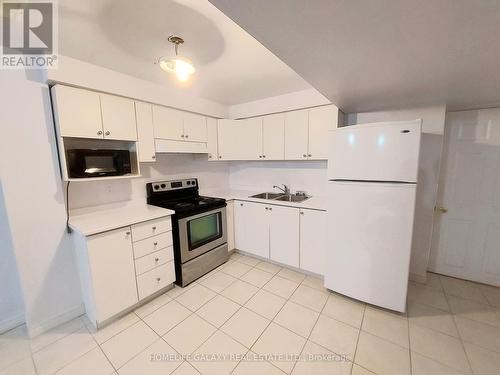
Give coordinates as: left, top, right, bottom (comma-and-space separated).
206, 117, 219, 161
153, 105, 184, 141
100, 94, 137, 141
183, 112, 207, 142
262, 113, 285, 160
299, 209, 327, 275
52, 85, 103, 139
269, 205, 300, 267
284, 109, 309, 160
308, 105, 338, 159
135, 101, 156, 162
218, 118, 262, 160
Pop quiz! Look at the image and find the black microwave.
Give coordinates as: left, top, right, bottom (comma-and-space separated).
66, 149, 131, 178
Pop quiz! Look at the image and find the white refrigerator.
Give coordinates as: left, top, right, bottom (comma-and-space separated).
325, 119, 421, 312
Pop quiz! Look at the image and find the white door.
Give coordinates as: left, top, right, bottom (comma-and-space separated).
51, 85, 103, 139
269, 205, 300, 267
429, 109, 500, 286
299, 209, 327, 275
308, 105, 337, 160
284, 109, 309, 160
135, 102, 156, 162
100, 94, 137, 141
329, 120, 422, 182
263, 113, 285, 160
183, 113, 207, 142
87, 227, 138, 322
218, 119, 262, 160
234, 201, 269, 258
206, 117, 219, 161
325, 181, 417, 312
153, 105, 184, 141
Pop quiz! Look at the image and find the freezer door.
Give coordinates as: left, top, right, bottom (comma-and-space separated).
328, 120, 421, 182
324, 181, 417, 312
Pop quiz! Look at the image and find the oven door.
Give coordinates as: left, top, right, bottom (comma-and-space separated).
178, 207, 227, 263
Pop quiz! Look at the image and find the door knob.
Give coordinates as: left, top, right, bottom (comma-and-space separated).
435, 206, 448, 213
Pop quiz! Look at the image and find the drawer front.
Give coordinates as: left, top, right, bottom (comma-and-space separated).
133, 232, 173, 259
137, 261, 175, 300
132, 217, 172, 242
135, 247, 174, 276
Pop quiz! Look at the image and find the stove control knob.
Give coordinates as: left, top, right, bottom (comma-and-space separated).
187, 181, 191, 185
154, 185, 160, 190
191, 180, 196, 185
161, 184, 166, 188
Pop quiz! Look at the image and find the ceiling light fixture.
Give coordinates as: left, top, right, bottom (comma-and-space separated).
158, 35, 195, 82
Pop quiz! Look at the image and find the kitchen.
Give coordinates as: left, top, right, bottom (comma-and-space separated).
1, 1, 500, 375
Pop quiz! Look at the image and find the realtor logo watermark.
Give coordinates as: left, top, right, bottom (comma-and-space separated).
1, 0, 58, 69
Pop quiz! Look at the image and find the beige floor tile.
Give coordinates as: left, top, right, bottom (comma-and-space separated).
175, 284, 217, 311
171, 361, 200, 375
55, 347, 114, 375
33, 327, 97, 375
448, 296, 500, 328
0, 325, 32, 370
351, 364, 376, 374
233, 355, 285, 374
424, 273, 444, 291
221, 307, 270, 348
252, 323, 306, 374
30, 317, 85, 353
196, 268, 219, 284
408, 301, 459, 337
274, 301, 319, 338
409, 324, 471, 373
290, 284, 329, 312
245, 289, 287, 320
221, 280, 260, 305
100, 320, 158, 369
163, 314, 216, 355
464, 342, 500, 375
196, 295, 240, 327
361, 306, 409, 348
220, 261, 253, 278
454, 316, 500, 353
240, 268, 275, 288
309, 314, 359, 360
230, 252, 243, 260
355, 331, 410, 375
479, 285, 500, 308
292, 340, 352, 375
255, 261, 282, 275
90, 313, 140, 344
191, 331, 247, 375
166, 283, 196, 299
440, 276, 488, 304
411, 351, 468, 375
134, 293, 172, 318
199, 271, 236, 293
407, 282, 450, 311
118, 339, 182, 375
1, 357, 36, 375
301, 276, 326, 291
277, 268, 306, 283
143, 300, 191, 335
322, 293, 365, 328
263, 276, 300, 299
236, 254, 261, 266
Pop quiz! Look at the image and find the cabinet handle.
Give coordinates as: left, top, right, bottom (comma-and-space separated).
300, 211, 304, 215
208, 155, 212, 159
154, 242, 158, 246
218, 155, 222, 159
259, 155, 262, 158
105, 131, 110, 136
265, 207, 268, 210
240, 203, 243, 206
152, 226, 157, 231
303, 154, 307, 158
97, 130, 103, 135
181, 134, 185, 138
152, 155, 156, 159
308, 154, 312, 157
269, 207, 273, 211
155, 258, 159, 262
185, 134, 189, 138
263, 155, 266, 158
156, 277, 161, 282
125, 231, 131, 235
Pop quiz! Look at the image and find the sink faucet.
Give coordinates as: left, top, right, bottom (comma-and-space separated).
273, 184, 290, 195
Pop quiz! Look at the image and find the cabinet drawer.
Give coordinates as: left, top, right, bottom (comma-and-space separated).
132, 217, 172, 242
137, 261, 175, 300
133, 232, 173, 259
135, 247, 174, 275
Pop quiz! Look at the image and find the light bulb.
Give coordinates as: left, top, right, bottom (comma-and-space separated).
158, 56, 195, 82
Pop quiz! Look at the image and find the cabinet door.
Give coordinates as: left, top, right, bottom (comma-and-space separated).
218, 119, 262, 160
87, 227, 138, 322
308, 105, 338, 159
135, 102, 156, 162
269, 205, 300, 267
183, 113, 207, 142
226, 201, 235, 251
206, 117, 219, 161
299, 209, 327, 275
153, 105, 184, 141
52, 85, 103, 139
100, 94, 137, 141
262, 113, 285, 160
284, 109, 309, 160
234, 201, 269, 258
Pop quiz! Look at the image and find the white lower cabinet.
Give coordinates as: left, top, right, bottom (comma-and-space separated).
299, 209, 327, 275
269, 205, 300, 267
234, 201, 269, 258
226, 201, 235, 251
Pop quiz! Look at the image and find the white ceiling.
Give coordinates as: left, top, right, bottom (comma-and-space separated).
210, 0, 500, 113
58, 0, 312, 105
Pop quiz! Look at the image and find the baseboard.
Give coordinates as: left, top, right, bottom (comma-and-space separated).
409, 272, 427, 284
27, 303, 85, 338
0, 312, 25, 334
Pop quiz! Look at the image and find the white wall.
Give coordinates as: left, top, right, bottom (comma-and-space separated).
346, 105, 446, 282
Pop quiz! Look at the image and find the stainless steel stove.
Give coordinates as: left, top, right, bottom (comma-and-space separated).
146, 178, 228, 286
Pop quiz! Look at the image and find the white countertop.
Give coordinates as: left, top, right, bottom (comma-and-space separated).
200, 188, 327, 211
69, 201, 174, 236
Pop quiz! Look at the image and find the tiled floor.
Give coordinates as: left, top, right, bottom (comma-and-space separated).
2, 252, 500, 375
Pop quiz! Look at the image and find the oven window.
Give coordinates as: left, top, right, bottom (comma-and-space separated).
84, 156, 116, 174
187, 212, 222, 250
